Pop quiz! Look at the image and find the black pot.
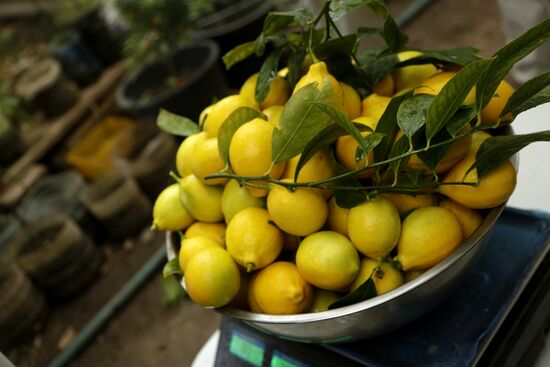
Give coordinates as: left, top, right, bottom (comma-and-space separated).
115, 40, 229, 121
0, 115, 25, 166
193, 0, 273, 88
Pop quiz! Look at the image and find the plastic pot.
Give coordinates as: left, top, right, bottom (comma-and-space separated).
115, 40, 229, 121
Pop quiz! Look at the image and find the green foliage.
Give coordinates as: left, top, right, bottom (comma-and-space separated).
157, 109, 199, 137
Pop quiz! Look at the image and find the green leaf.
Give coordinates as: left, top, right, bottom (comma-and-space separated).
314, 34, 357, 59
355, 133, 385, 163
474, 131, 550, 178
256, 48, 284, 104
329, 277, 377, 309
446, 107, 477, 137
404, 47, 480, 66
263, 9, 312, 35
382, 14, 408, 52
502, 72, 550, 116
222, 42, 255, 70
286, 49, 307, 91
218, 107, 266, 166
294, 122, 372, 180
355, 27, 381, 52
163, 258, 182, 278
424, 58, 492, 143
397, 94, 433, 138
364, 53, 400, 85
253, 33, 266, 56
162, 276, 186, 306
477, 19, 550, 111
374, 91, 413, 162
334, 164, 367, 209
417, 129, 454, 172
511, 85, 550, 116
272, 81, 335, 163
386, 133, 411, 183
329, 0, 387, 22
157, 109, 199, 137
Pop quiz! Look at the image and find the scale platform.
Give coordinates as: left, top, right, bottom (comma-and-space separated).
213, 208, 550, 367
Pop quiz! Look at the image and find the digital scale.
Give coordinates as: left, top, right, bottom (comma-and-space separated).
212, 208, 550, 367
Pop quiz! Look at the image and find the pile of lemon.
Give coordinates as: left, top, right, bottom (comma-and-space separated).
153, 51, 517, 315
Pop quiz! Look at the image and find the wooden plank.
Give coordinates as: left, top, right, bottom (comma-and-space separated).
0, 163, 47, 208
0, 61, 126, 186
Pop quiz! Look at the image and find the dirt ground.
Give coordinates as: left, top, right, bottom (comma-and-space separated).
3, 0, 507, 366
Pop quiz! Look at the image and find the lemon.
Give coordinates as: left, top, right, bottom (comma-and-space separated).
296, 231, 360, 291
152, 184, 195, 231
179, 174, 224, 222
373, 74, 394, 97
191, 136, 227, 185
468, 130, 492, 155
175, 132, 208, 178
240, 73, 290, 109
294, 61, 346, 113
393, 50, 438, 92
282, 148, 335, 198
184, 247, 240, 308
221, 179, 265, 223
361, 93, 391, 120
247, 273, 263, 313
382, 192, 438, 215
203, 94, 258, 137
350, 259, 404, 295
348, 196, 401, 259
407, 133, 472, 174
327, 196, 350, 237
395, 206, 463, 271
415, 71, 475, 105
440, 154, 516, 209
480, 80, 515, 125
249, 261, 313, 315
262, 105, 284, 128
225, 207, 283, 272
309, 289, 341, 312
340, 82, 362, 119
229, 118, 286, 197
267, 181, 328, 236
335, 116, 378, 179
185, 222, 226, 245
439, 198, 483, 238
178, 235, 223, 273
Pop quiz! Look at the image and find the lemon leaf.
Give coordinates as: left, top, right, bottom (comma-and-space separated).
272, 81, 335, 163
403, 47, 480, 66
286, 49, 307, 90
163, 258, 182, 278
156, 109, 199, 137
446, 107, 477, 137
397, 94, 433, 138
218, 107, 267, 166
501, 72, 550, 117
417, 129, 454, 173
329, 0, 387, 22
381, 13, 408, 52
425, 58, 492, 143
354, 133, 385, 163
363, 53, 399, 85
386, 133, 410, 183
256, 48, 283, 104
472, 131, 550, 179
314, 34, 357, 59
329, 277, 376, 310
263, 9, 312, 35
334, 164, 366, 208
509, 85, 550, 117
222, 42, 255, 70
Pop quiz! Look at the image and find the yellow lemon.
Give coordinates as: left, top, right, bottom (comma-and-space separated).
225, 207, 283, 272
395, 206, 463, 271
179, 174, 224, 222
348, 196, 401, 259
178, 235, 223, 273
309, 289, 341, 312
249, 261, 313, 315
221, 179, 264, 223
191, 136, 227, 185
440, 154, 516, 209
439, 198, 483, 238
335, 116, 378, 178
373, 73, 394, 97
262, 105, 284, 128
203, 94, 258, 137
296, 231, 360, 291
361, 93, 391, 120
469, 130, 492, 155
229, 118, 286, 197
152, 184, 195, 231
247, 273, 263, 313
480, 80, 515, 125
393, 50, 438, 92
415, 71, 475, 105
340, 82, 362, 119
240, 73, 290, 109
184, 247, 240, 308
350, 259, 404, 295
267, 181, 328, 236
327, 196, 350, 237
282, 148, 335, 198
294, 61, 346, 113
175, 132, 208, 177
382, 192, 438, 215
185, 222, 226, 246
